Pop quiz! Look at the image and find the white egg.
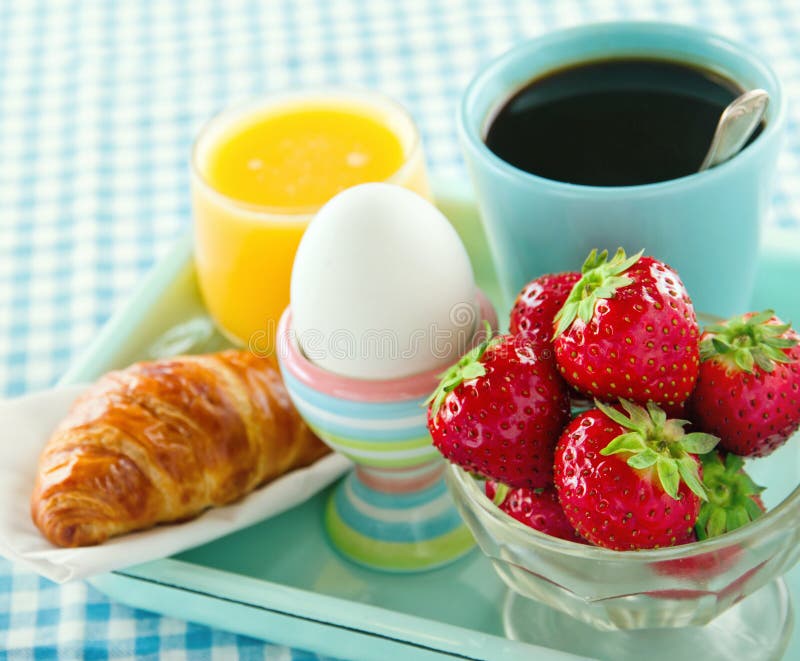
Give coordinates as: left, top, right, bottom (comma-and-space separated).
290, 183, 478, 380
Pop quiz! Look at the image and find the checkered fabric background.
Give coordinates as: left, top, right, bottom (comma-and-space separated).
1, 1, 799, 658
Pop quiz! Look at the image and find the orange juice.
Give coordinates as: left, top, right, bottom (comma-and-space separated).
191, 92, 430, 347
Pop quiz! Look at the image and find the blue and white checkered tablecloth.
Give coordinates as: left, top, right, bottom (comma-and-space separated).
1, 0, 799, 658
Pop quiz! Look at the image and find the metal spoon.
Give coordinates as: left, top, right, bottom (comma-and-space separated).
699, 89, 769, 171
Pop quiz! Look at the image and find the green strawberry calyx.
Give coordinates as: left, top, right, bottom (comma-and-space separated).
491, 482, 511, 506
700, 309, 798, 373
553, 247, 643, 338
425, 321, 500, 417
489, 482, 543, 507
695, 451, 766, 540
597, 399, 719, 501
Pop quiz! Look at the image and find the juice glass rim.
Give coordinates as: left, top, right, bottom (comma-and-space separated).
190, 88, 424, 221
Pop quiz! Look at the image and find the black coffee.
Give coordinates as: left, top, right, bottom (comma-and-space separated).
485, 58, 759, 186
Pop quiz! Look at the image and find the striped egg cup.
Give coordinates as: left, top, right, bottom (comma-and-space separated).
277, 292, 497, 572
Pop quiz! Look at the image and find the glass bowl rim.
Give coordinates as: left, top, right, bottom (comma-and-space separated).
447, 460, 800, 562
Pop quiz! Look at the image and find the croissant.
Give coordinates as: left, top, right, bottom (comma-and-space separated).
31, 350, 329, 547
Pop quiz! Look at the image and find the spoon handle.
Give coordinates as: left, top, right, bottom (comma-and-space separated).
699, 89, 769, 171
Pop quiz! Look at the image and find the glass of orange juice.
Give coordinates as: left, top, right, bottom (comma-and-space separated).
191, 90, 431, 348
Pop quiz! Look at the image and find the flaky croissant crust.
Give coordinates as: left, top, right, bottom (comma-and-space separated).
32, 350, 328, 547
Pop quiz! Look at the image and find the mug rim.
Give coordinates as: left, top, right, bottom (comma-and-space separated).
458, 21, 787, 196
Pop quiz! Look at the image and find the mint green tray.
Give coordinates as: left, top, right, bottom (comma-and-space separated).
59, 182, 800, 661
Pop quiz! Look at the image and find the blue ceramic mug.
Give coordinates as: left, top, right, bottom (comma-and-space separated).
458, 22, 786, 317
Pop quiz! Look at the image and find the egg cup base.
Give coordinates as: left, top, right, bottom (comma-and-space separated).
324, 462, 475, 572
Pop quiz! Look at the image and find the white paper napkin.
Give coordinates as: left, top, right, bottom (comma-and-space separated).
0, 385, 350, 583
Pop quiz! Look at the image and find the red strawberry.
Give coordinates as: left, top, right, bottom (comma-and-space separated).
695, 450, 766, 539
654, 547, 741, 583
510, 271, 581, 342
509, 271, 590, 417
650, 557, 767, 602
553, 248, 700, 408
485, 481, 587, 543
688, 310, 800, 457
426, 333, 570, 489
554, 399, 718, 550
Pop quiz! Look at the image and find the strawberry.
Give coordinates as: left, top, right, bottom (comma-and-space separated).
485, 481, 587, 543
653, 547, 741, 584
510, 271, 581, 343
508, 271, 589, 417
695, 450, 766, 540
554, 399, 718, 550
426, 333, 570, 489
553, 248, 700, 408
688, 310, 800, 457
651, 557, 767, 601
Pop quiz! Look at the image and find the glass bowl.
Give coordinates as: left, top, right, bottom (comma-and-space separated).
444, 434, 800, 660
